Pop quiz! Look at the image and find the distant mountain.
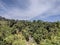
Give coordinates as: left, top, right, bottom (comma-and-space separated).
0, 16, 15, 21
31, 15, 60, 22
0, 16, 6, 20
43, 15, 60, 22
0, 15, 60, 22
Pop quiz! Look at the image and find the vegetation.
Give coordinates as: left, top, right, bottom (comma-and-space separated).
0, 16, 60, 45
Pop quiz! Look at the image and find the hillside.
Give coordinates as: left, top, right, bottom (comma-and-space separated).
0, 16, 60, 45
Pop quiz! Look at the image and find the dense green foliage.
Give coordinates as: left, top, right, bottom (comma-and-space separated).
0, 17, 60, 45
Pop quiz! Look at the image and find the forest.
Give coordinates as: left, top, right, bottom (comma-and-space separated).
0, 16, 60, 45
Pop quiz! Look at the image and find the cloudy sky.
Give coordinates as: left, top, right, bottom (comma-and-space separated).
0, 0, 60, 22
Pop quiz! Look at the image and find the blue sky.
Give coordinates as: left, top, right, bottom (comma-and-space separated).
0, 0, 60, 22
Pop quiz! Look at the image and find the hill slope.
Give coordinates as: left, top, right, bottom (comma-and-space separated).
0, 16, 60, 45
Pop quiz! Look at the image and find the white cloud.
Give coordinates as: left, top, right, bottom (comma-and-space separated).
0, 0, 60, 20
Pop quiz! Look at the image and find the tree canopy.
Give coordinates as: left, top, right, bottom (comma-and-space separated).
0, 16, 60, 45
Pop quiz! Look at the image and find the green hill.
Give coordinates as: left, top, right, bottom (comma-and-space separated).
0, 16, 60, 45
